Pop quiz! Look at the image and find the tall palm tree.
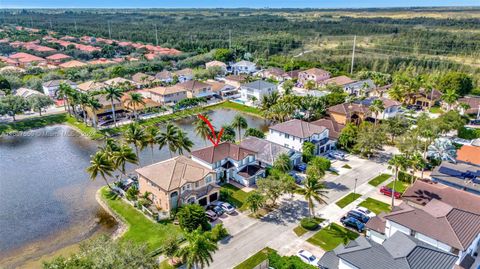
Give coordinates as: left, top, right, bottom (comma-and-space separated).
86, 96, 102, 129
176, 129, 194, 155
78, 93, 90, 123
409, 152, 425, 182
273, 153, 292, 173
195, 114, 213, 145
177, 228, 218, 269
123, 123, 146, 165
104, 86, 124, 127
112, 144, 139, 177
231, 115, 248, 142
58, 82, 73, 115
427, 138, 457, 163
369, 99, 385, 126
297, 176, 328, 217
442, 89, 459, 111
125, 92, 145, 121
86, 151, 115, 190
144, 126, 159, 164
388, 154, 409, 207
157, 123, 181, 158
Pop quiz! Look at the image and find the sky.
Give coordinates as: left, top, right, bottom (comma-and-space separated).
1, 0, 479, 8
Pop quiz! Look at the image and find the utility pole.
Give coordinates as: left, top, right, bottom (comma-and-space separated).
74, 19, 77, 33
49, 19, 53, 30
108, 21, 112, 39
228, 29, 232, 50
350, 35, 356, 75
155, 24, 158, 46
30, 16, 33, 28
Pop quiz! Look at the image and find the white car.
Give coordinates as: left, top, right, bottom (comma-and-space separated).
220, 202, 236, 214
354, 206, 376, 218
297, 249, 319, 266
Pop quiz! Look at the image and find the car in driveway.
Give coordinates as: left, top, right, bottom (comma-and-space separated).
289, 171, 304, 185
205, 210, 218, 221
354, 206, 376, 218
206, 204, 225, 216
340, 216, 365, 232
380, 186, 402, 199
347, 210, 370, 224
296, 249, 319, 267
295, 163, 307, 173
328, 150, 345, 160
210, 201, 236, 214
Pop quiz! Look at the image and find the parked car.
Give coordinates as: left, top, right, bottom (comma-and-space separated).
205, 210, 218, 221
220, 202, 236, 214
380, 186, 402, 199
206, 204, 225, 216
340, 216, 365, 232
469, 119, 480, 125
347, 210, 370, 224
289, 172, 304, 184
296, 249, 319, 267
295, 163, 307, 172
354, 206, 376, 218
328, 150, 345, 160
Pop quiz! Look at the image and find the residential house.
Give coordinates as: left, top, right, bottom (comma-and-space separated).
58, 60, 87, 69
8, 52, 47, 67
231, 60, 256, 75
177, 80, 214, 99
76, 81, 106, 93
121, 91, 161, 113
457, 145, 480, 166
258, 67, 287, 82
354, 97, 402, 120
15, 87, 45, 98
0, 66, 25, 74
190, 142, 265, 187
155, 70, 174, 84
131, 72, 159, 87
42, 79, 76, 97
84, 94, 126, 124
223, 75, 248, 88
311, 118, 345, 143
455, 96, 480, 116
88, 58, 116, 65
240, 137, 302, 167
327, 102, 371, 125
319, 232, 458, 269
410, 88, 443, 109
344, 79, 376, 97
239, 80, 277, 102
148, 85, 188, 105
370, 84, 393, 98
321, 75, 355, 88
430, 160, 480, 195
205, 60, 227, 74
174, 68, 194, 83
46, 53, 72, 64
103, 77, 137, 89
204, 80, 238, 99
267, 119, 332, 154
291, 87, 328, 98
298, 68, 331, 87
136, 156, 219, 213
366, 180, 480, 267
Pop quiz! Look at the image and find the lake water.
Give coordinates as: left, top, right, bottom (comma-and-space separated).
0, 108, 268, 268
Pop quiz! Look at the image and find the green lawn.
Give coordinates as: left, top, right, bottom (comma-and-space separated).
307, 223, 359, 251
342, 164, 352, 169
386, 180, 410, 193
335, 193, 361, 208
221, 183, 249, 211
212, 101, 262, 116
368, 174, 391, 187
100, 187, 182, 251
429, 106, 444, 114
0, 113, 68, 134
358, 198, 391, 214
159, 260, 177, 269
65, 115, 105, 139
293, 226, 308, 236
234, 247, 274, 269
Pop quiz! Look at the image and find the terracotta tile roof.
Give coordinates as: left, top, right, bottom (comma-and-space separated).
311, 118, 345, 139
225, 75, 247, 83
301, 67, 330, 77
191, 142, 256, 164
148, 85, 186, 95
46, 53, 71, 61
59, 60, 87, 68
270, 119, 327, 139
103, 77, 135, 86
417, 88, 443, 101
25, 44, 56, 52
178, 80, 210, 91
136, 156, 214, 191
328, 102, 371, 116
131, 72, 157, 84
77, 81, 106, 92
155, 71, 173, 80
458, 97, 480, 115
206, 60, 227, 68
9, 52, 46, 63
456, 145, 480, 165
88, 58, 115, 65
323, 75, 355, 86
175, 68, 193, 77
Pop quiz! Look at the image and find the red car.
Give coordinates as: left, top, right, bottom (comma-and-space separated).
380, 186, 402, 199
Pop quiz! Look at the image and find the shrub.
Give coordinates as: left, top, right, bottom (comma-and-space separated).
207, 224, 229, 242
126, 185, 139, 201
176, 204, 210, 232
398, 171, 415, 183
220, 188, 232, 201
458, 127, 480, 140
268, 251, 317, 269
300, 217, 319, 231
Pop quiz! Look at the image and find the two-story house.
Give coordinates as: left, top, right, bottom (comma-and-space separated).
298, 68, 331, 87
136, 156, 219, 214
267, 119, 332, 154
148, 85, 188, 105
365, 180, 480, 268
205, 60, 227, 74
190, 142, 265, 187
155, 70, 174, 84
231, 60, 257, 75
355, 97, 402, 120
239, 80, 277, 103
258, 67, 287, 82
177, 80, 214, 99
240, 137, 302, 168
42, 79, 77, 98
174, 68, 194, 83
343, 79, 376, 97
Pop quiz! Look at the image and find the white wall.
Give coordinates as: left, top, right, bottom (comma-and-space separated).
366, 229, 387, 244
385, 220, 411, 238
267, 129, 304, 151
338, 259, 359, 269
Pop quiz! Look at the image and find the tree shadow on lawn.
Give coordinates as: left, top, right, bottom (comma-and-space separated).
259, 199, 309, 226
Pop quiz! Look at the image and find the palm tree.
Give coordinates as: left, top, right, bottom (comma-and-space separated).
58, 82, 73, 115
176, 129, 194, 155
245, 191, 265, 216
144, 126, 159, 164
273, 153, 292, 173
87, 97, 102, 129
442, 89, 459, 111
77, 93, 90, 123
104, 86, 124, 127
231, 115, 248, 142
178, 228, 218, 269
124, 123, 146, 165
388, 154, 409, 207
409, 152, 425, 182
297, 176, 328, 217
112, 144, 139, 177
125, 92, 145, 121
86, 151, 115, 190
427, 138, 457, 163
195, 114, 213, 145
458, 103, 470, 115
158, 123, 181, 158
369, 99, 385, 126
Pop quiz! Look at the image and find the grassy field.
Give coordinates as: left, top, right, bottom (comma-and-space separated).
335, 193, 361, 208
221, 183, 250, 211
386, 181, 410, 193
65, 115, 105, 139
293, 225, 308, 236
100, 187, 182, 251
0, 113, 68, 134
358, 198, 391, 215
233, 247, 274, 269
368, 174, 391, 187
429, 106, 444, 114
307, 223, 359, 251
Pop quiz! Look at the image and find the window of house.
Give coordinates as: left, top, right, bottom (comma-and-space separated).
205, 175, 213, 184
195, 181, 199, 188
285, 134, 290, 139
